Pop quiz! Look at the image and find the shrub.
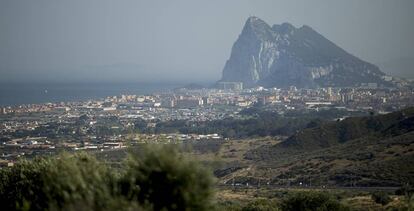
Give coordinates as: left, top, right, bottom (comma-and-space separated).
371, 191, 392, 206
0, 145, 216, 211
395, 184, 414, 197
280, 192, 349, 211
217, 200, 243, 211
119, 145, 215, 211
0, 153, 141, 211
242, 199, 279, 211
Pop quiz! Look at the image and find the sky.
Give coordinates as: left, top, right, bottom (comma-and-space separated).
0, 0, 413, 83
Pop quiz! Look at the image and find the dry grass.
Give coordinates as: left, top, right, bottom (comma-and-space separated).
342, 195, 408, 211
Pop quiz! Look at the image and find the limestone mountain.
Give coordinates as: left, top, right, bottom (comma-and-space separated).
221, 17, 393, 88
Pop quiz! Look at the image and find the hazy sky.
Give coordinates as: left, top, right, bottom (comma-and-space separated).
1, 0, 413, 83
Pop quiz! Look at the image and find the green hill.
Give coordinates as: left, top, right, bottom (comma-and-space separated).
276, 107, 414, 152
242, 107, 414, 186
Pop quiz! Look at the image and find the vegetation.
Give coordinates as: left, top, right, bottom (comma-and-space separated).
119, 146, 215, 211
243, 107, 414, 186
279, 107, 414, 151
217, 191, 351, 211
371, 191, 392, 206
136, 108, 364, 138
280, 192, 349, 211
241, 199, 279, 211
137, 115, 312, 138
0, 145, 215, 211
0, 142, 412, 211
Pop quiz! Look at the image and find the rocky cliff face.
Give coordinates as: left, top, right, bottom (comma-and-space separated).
221, 17, 393, 88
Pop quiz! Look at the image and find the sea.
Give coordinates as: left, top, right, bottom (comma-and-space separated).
0, 82, 186, 106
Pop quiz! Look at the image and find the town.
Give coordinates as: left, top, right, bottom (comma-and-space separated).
1, 82, 414, 165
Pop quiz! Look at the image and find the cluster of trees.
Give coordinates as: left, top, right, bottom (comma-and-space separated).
135, 111, 319, 139
0, 146, 215, 211
133, 107, 368, 139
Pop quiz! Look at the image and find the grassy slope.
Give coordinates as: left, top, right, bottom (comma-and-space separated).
239, 107, 414, 186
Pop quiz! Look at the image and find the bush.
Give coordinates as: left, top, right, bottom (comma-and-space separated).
119, 145, 216, 211
242, 199, 279, 211
217, 200, 243, 211
371, 191, 392, 206
280, 192, 349, 211
395, 184, 414, 197
0, 145, 216, 211
0, 153, 126, 211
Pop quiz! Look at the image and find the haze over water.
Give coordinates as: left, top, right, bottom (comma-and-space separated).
0, 82, 184, 106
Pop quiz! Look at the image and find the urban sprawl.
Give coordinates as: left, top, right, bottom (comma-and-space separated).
1, 81, 414, 166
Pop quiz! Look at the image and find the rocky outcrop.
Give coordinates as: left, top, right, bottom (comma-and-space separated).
220, 17, 393, 88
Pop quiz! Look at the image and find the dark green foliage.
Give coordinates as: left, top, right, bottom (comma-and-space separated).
119, 145, 215, 211
396, 184, 414, 197
217, 199, 279, 211
143, 110, 347, 139
279, 107, 414, 151
371, 191, 392, 205
280, 192, 349, 211
146, 116, 311, 138
0, 153, 135, 211
0, 146, 215, 211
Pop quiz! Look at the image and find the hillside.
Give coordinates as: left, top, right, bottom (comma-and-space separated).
240, 107, 414, 186
278, 107, 414, 152
94, 108, 414, 187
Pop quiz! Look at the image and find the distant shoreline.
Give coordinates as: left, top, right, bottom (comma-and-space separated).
0, 82, 186, 106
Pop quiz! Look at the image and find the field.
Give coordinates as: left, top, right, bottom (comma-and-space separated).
216, 187, 410, 211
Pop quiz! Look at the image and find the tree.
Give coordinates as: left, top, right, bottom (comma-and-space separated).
120, 145, 216, 211
371, 191, 392, 206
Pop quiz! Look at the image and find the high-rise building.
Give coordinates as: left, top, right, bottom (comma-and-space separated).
326, 87, 333, 101
340, 88, 354, 104
341, 93, 354, 103
327, 87, 332, 96
202, 97, 211, 105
